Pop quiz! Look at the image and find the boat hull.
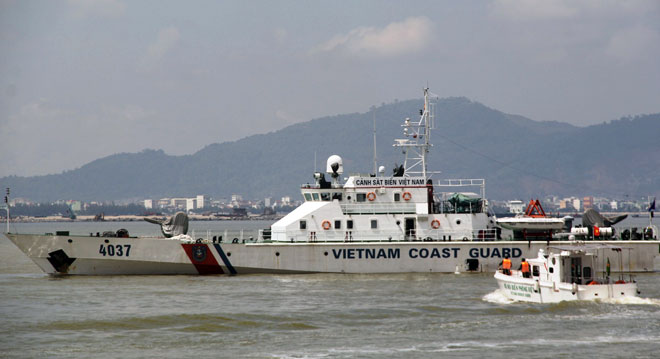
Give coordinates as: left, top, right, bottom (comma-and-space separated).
6, 233, 660, 275
495, 271, 639, 303
496, 218, 565, 231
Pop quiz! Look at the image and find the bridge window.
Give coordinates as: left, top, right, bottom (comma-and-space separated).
303, 193, 312, 201
347, 220, 354, 229
321, 192, 331, 201
533, 265, 540, 277
334, 220, 341, 229
370, 219, 378, 229
299, 220, 307, 230
332, 192, 343, 201
356, 193, 366, 202
312, 192, 320, 201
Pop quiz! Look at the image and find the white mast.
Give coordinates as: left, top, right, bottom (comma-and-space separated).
373, 109, 378, 174
393, 87, 435, 178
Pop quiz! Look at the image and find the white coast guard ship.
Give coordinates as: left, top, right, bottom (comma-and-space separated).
5, 88, 660, 275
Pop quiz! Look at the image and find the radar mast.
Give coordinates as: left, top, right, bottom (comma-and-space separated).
393, 87, 435, 178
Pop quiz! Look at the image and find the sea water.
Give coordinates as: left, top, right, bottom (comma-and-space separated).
1, 219, 659, 358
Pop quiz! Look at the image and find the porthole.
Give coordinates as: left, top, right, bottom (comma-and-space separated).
456, 219, 462, 225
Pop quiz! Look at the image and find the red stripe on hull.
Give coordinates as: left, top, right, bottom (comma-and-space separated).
182, 244, 224, 275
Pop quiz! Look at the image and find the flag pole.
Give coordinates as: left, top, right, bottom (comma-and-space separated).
5, 188, 9, 234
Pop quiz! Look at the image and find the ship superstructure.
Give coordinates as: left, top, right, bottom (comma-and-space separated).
271, 88, 494, 244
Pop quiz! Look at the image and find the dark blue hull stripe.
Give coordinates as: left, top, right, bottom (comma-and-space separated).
213, 244, 237, 275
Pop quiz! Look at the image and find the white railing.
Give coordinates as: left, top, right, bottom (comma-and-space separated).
435, 178, 486, 199
340, 203, 416, 215
189, 227, 500, 243
191, 229, 266, 243
274, 228, 498, 243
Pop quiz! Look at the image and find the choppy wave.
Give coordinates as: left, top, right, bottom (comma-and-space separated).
600, 296, 660, 305
482, 289, 515, 304
40, 313, 319, 332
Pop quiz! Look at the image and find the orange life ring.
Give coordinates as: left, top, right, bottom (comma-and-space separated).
367, 192, 376, 201
322, 220, 331, 230
615, 280, 626, 284
588, 281, 599, 285
431, 219, 441, 229
402, 192, 412, 201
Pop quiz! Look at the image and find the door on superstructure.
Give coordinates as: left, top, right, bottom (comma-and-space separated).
405, 218, 416, 240
570, 257, 582, 284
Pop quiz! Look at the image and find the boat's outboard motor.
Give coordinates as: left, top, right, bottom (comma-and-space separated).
144, 212, 189, 238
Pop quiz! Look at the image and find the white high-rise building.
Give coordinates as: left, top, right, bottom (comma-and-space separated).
196, 195, 205, 209
144, 199, 153, 209
572, 198, 581, 211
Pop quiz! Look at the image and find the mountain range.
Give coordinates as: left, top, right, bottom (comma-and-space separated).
2, 97, 659, 202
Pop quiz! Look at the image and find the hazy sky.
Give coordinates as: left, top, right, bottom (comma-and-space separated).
1, 0, 659, 177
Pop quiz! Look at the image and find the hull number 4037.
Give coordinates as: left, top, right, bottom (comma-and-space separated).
99, 244, 132, 257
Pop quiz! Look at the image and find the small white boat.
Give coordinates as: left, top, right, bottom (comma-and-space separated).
494, 244, 639, 303
496, 199, 565, 231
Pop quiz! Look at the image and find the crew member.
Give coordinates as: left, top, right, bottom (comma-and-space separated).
519, 258, 531, 278
500, 255, 512, 275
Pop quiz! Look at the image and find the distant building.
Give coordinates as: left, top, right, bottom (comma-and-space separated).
265, 197, 272, 207
572, 198, 581, 211
281, 196, 291, 206
186, 199, 195, 212
582, 196, 593, 210
196, 195, 205, 209
144, 199, 153, 209
171, 198, 188, 209
610, 201, 618, 210
66, 200, 82, 212
507, 200, 524, 214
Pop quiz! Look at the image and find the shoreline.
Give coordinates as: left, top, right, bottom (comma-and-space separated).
0, 214, 284, 223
